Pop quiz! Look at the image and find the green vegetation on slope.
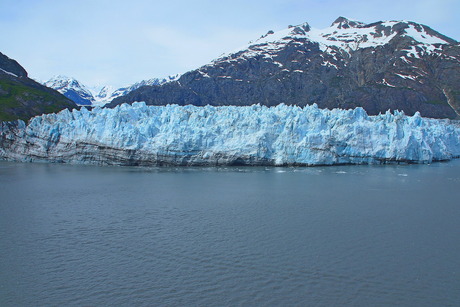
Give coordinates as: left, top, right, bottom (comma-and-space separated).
0, 76, 75, 121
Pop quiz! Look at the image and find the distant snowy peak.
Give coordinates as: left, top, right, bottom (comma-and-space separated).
95, 85, 113, 100
45, 75, 91, 94
330, 17, 365, 29
44, 75, 94, 106
92, 74, 181, 106
216, 17, 456, 63
43, 74, 181, 107
128, 74, 181, 91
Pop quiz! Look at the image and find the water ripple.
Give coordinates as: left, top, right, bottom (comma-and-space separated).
1, 161, 460, 306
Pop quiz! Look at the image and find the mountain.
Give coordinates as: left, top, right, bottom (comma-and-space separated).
0, 52, 76, 121
44, 75, 94, 106
45, 75, 180, 107
109, 17, 460, 119
95, 75, 180, 105
1, 103, 459, 166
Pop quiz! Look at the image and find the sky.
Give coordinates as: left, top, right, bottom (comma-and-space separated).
0, 0, 458, 89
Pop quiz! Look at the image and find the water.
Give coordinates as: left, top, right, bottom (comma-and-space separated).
1, 161, 460, 306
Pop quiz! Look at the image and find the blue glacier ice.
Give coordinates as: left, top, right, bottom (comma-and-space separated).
1, 102, 460, 166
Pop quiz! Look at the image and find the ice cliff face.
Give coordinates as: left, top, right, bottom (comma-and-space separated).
1, 103, 459, 166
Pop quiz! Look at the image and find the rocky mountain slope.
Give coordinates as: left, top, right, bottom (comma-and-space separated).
0, 52, 76, 121
109, 17, 460, 119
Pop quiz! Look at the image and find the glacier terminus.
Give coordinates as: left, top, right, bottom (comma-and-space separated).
1, 103, 459, 166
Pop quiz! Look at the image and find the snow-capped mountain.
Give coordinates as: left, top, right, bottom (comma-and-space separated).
110, 17, 460, 119
218, 17, 454, 60
44, 75, 180, 106
94, 75, 180, 105
44, 75, 94, 106
1, 103, 459, 166
93, 85, 113, 103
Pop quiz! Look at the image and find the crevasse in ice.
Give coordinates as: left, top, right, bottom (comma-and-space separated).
1, 102, 459, 166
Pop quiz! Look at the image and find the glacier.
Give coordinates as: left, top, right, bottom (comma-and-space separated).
1, 102, 460, 166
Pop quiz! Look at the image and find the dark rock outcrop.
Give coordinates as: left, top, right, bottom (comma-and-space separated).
0, 52, 28, 78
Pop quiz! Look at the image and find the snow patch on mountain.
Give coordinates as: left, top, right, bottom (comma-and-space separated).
1, 103, 459, 166
0, 68, 19, 78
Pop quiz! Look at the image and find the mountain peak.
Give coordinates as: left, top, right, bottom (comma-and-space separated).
48, 75, 74, 82
0, 51, 28, 78
290, 22, 311, 35
331, 17, 365, 29
44, 75, 94, 106
45, 75, 84, 90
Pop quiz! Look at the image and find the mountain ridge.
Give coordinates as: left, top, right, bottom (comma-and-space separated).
109, 17, 460, 119
44, 74, 180, 106
44, 75, 94, 106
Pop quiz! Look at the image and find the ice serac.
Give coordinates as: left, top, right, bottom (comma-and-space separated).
1, 103, 459, 166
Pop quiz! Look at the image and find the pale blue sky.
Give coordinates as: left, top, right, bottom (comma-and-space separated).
1, 0, 458, 88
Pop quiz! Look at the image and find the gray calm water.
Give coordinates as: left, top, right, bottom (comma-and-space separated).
1, 161, 460, 306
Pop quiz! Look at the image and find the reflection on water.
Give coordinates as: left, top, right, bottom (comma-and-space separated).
1, 160, 460, 306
